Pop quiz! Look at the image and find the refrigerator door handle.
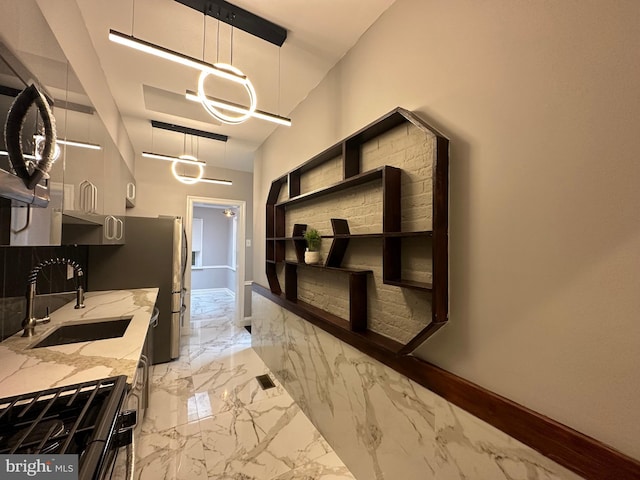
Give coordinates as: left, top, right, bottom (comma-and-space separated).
170, 311, 180, 359
171, 291, 182, 313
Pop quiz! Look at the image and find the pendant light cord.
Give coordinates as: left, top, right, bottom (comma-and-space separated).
230, 24, 234, 65
216, 19, 220, 63
131, 0, 136, 35
202, 13, 206, 61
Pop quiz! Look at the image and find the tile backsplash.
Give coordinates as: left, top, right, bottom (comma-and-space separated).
0, 245, 88, 341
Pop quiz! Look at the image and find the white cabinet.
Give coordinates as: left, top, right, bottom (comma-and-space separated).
59, 109, 127, 245
60, 109, 106, 216
124, 165, 136, 209
103, 137, 126, 217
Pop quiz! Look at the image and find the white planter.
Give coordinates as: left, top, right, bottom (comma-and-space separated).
304, 250, 321, 264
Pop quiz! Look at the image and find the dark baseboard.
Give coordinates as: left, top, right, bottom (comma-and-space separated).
253, 283, 640, 479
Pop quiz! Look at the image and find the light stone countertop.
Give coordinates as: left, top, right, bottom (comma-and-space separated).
0, 288, 158, 399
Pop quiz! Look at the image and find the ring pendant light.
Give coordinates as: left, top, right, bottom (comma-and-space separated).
109, 1, 291, 127
196, 15, 256, 125
197, 65, 257, 124
171, 159, 204, 184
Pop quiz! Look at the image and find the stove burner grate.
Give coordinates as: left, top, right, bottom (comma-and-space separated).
0, 376, 128, 462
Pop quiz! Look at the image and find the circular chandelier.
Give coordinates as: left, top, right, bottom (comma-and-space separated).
171, 159, 204, 184
197, 63, 257, 125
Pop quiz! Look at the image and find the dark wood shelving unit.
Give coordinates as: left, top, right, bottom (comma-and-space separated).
284, 261, 371, 332
291, 224, 307, 263
275, 166, 390, 208
284, 260, 373, 275
265, 106, 449, 354
325, 219, 350, 268
267, 232, 431, 241
384, 278, 433, 291
259, 108, 640, 480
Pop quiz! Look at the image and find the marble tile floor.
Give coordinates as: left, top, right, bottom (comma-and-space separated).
134, 288, 356, 480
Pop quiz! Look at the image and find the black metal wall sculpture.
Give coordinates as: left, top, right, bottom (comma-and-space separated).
3, 84, 56, 190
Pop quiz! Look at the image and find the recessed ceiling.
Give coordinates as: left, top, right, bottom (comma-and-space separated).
72, 0, 397, 172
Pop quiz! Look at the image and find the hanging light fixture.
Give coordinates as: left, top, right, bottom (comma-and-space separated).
0, 150, 36, 160
144, 130, 205, 166
142, 120, 232, 185
185, 90, 291, 126
110, 0, 291, 128
2, 137, 101, 163
141, 152, 205, 165
108, 30, 248, 85
34, 135, 101, 160
197, 67, 257, 125
171, 160, 204, 184
174, 174, 232, 186
193, 13, 257, 125
57, 139, 102, 150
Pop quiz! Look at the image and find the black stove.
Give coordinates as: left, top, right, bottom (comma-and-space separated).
0, 376, 135, 480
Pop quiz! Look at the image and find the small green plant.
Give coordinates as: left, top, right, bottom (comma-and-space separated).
304, 228, 321, 251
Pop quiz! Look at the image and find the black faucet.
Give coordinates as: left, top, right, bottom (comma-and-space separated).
22, 257, 85, 337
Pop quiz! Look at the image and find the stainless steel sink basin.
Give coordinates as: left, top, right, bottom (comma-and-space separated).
31, 317, 132, 349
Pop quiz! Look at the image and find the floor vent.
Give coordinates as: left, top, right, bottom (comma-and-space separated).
256, 374, 276, 390
244, 325, 252, 334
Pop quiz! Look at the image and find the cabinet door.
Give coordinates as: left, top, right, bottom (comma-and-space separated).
102, 138, 126, 216
124, 163, 136, 209
60, 109, 105, 216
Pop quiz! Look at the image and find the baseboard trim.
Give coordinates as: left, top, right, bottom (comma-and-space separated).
253, 283, 640, 479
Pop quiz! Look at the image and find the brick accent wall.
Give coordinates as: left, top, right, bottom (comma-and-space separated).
281, 124, 435, 343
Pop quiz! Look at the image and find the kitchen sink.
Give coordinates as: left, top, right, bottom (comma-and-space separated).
31, 317, 133, 349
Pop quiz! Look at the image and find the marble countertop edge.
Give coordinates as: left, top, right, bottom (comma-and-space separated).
0, 288, 159, 399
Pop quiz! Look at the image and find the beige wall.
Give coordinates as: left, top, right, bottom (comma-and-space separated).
254, 0, 640, 461
133, 155, 253, 281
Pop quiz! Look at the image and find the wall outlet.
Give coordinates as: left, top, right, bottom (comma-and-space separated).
246, 239, 252, 247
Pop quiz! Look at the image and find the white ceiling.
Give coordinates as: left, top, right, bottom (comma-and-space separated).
70, 0, 397, 172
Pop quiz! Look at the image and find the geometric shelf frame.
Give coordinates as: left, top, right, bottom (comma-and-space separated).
265, 107, 449, 356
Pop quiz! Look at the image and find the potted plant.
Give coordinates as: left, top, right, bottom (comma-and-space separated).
303, 228, 322, 264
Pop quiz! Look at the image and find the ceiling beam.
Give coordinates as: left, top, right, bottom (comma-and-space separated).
151, 120, 228, 142
175, 0, 287, 47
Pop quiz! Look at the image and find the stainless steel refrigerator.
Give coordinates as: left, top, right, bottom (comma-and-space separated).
87, 216, 187, 364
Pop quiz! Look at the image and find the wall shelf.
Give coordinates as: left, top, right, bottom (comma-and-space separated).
266, 231, 431, 241
265, 106, 449, 355
284, 261, 371, 331
284, 260, 373, 275
275, 166, 390, 208
384, 278, 433, 291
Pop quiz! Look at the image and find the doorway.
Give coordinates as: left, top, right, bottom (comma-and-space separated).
184, 196, 246, 335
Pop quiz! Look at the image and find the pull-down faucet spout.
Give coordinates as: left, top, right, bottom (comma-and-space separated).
22, 257, 85, 337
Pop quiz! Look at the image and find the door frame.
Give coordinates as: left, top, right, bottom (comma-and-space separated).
184, 195, 246, 332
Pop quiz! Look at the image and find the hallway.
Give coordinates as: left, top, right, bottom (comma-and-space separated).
134, 289, 356, 479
